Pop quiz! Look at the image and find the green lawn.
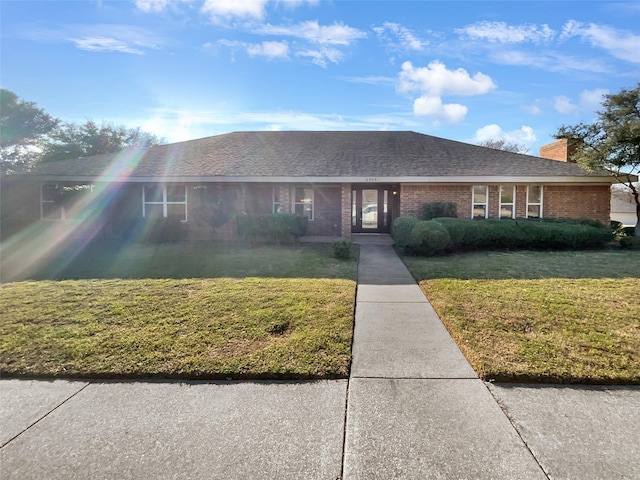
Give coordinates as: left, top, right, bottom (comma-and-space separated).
0, 241, 358, 380
402, 250, 640, 384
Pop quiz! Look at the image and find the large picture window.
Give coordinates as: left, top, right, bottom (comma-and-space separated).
143, 184, 187, 221
293, 187, 313, 220
40, 184, 92, 220
527, 185, 543, 218
499, 185, 516, 219
472, 185, 488, 219
273, 186, 282, 214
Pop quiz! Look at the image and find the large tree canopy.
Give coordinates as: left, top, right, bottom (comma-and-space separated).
555, 83, 640, 234
0, 89, 59, 172
41, 120, 162, 163
1, 89, 163, 172
476, 138, 529, 154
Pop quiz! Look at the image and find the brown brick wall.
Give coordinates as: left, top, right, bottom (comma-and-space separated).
543, 185, 610, 224
400, 184, 472, 218
307, 186, 342, 236
399, 183, 610, 224
341, 184, 352, 238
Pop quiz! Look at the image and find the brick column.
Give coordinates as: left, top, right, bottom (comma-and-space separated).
340, 183, 352, 238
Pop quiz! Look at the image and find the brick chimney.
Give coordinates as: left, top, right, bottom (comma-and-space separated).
539, 138, 579, 162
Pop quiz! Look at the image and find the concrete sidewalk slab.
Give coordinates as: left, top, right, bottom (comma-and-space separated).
1, 380, 347, 480
357, 284, 428, 303
0, 379, 89, 446
352, 302, 477, 379
343, 378, 546, 479
488, 384, 640, 480
357, 245, 415, 285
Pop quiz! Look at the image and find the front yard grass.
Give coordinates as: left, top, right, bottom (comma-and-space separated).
0, 241, 358, 380
402, 250, 640, 384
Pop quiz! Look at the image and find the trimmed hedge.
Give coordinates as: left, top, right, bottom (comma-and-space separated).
390, 216, 419, 249
432, 217, 613, 252
393, 216, 614, 255
144, 217, 186, 243
236, 213, 308, 244
421, 201, 457, 220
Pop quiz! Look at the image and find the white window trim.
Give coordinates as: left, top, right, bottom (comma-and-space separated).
471, 185, 488, 219
40, 185, 92, 221
142, 184, 188, 222
272, 186, 281, 214
292, 186, 314, 221
526, 185, 544, 218
499, 185, 516, 219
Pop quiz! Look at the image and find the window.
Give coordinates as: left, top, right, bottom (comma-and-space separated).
143, 184, 187, 221
472, 185, 488, 219
293, 187, 313, 220
273, 186, 282, 214
527, 185, 543, 218
499, 185, 516, 219
40, 184, 92, 220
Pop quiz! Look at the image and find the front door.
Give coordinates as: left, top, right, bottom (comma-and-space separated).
351, 185, 395, 233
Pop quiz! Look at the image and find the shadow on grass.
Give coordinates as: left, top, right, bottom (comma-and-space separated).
401, 249, 640, 281
2, 239, 359, 282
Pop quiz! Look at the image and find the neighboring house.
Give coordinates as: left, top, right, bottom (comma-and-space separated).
1, 132, 624, 242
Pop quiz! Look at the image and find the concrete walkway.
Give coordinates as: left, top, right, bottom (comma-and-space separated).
1, 238, 639, 479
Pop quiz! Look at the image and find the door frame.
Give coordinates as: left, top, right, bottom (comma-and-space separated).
351, 184, 397, 233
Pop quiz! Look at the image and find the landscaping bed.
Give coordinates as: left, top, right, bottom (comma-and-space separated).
0, 242, 358, 380
403, 250, 640, 384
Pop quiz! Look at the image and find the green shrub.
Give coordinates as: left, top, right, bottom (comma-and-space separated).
620, 236, 640, 250
433, 217, 613, 252
421, 201, 458, 220
391, 216, 419, 249
332, 239, 353, 259
407, 220, 450, 256
236, 213, 308, 244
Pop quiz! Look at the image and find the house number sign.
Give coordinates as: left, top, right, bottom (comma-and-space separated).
364, 177, 377, 182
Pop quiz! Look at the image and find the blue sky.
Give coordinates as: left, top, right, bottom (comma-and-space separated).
2, 0, 639, 154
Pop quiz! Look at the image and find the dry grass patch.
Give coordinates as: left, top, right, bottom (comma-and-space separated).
404, 250, 640, 384
1, 277, 355, 379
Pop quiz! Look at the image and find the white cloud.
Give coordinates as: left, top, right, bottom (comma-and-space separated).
525, 102, 543, 116
218, 39, 289, 59
254, 20, 366, 45
68, 36, 145, 54
561, 20, 640, 64
373, 22, 428, 51
413, 96, 467, 124
398, 60, 496, 96
134, 0, 172, 13
201, 0, 269, 22
472, 124, 537, 147
554, 88, 609, 115
339, 76, 395, 86
397, 61, 495, 125
296, 47, 342, 68
554, 95, 579, 115
489, 49, 608, 73
456, 21, 555, 44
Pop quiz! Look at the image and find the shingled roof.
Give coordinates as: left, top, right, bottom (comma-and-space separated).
25, 131, 612, 182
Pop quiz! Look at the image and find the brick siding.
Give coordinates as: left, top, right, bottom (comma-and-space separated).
400, 184, 472, 218
543, 185, 610, 224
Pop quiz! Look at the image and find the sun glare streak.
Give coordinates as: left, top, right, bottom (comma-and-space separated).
2, 146, 148, 282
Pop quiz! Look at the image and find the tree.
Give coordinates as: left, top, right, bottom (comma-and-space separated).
41, 120, 162, 163
477, 138, 529, 154
555, 83, 640, 235
0, 89, 59, 172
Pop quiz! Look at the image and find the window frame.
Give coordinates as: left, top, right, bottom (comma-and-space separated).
471, 185, 488, 219
40, 184, 92, 221
526, 185, 544, 219
499, 185, 516, 219
142, 184, 188, 221
292, 186, 314, 221
272, 186, 282, 214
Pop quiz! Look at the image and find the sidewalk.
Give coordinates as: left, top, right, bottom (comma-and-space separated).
1, 238, 639, 479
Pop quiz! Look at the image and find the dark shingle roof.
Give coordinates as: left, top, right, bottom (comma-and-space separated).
27, 131, 608, 180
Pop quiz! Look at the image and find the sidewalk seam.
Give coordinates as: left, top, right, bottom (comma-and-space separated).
485, 383, 551, 480
0, 381, 92, 449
